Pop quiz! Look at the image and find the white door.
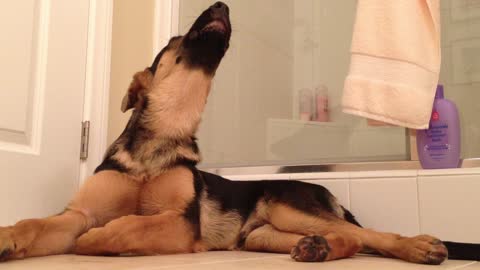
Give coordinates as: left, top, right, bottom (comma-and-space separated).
0, 0, 90, 225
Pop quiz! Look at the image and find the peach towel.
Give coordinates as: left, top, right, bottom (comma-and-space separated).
342, 0, 441, 129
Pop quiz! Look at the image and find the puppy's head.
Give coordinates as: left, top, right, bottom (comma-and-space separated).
121, 1, 231, 113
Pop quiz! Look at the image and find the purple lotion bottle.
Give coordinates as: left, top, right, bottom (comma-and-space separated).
417, 85, 461, 169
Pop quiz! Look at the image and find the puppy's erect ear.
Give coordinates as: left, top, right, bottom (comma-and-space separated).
121, 68, 153, 112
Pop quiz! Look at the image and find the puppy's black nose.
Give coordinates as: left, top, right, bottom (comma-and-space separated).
210, 1, 229, 16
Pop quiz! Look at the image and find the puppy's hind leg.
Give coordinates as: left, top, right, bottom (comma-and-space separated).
244, 224, 361, 262
0, 170, 140, 261
244, 224, 304, 254
268, 203, 448, 265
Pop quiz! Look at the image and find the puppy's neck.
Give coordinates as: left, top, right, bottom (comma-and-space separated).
104, 70, 211, 179
143, 69, 211, 139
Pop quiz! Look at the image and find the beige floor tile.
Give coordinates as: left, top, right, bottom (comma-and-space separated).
459, 262, 480, 269
0, 252, 281, 270
170, 256, 475, 270
0, 252, 476, 270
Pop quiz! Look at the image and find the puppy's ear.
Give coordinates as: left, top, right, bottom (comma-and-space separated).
121, 68, 153, 112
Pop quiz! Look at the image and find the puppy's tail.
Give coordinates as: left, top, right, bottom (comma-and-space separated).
444, 241, 480, 260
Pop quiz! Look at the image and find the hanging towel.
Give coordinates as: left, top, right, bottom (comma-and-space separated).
342, 0, 441, 129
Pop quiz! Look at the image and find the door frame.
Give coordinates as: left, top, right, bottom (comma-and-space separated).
78, 0, 113, 182
153, 0, 180, 57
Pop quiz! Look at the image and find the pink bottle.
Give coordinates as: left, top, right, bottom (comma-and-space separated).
299, 88, 314, 121
314, 85, 329, 122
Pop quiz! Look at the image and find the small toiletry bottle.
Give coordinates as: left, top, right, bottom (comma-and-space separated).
417, 85, 461, 169
299, 88, 314, 121
314, 85, 329, 122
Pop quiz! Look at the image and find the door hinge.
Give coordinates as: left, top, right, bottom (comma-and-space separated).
80, 121, 90, 160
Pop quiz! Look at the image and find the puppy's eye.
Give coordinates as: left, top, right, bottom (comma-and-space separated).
175, 56, 182, 64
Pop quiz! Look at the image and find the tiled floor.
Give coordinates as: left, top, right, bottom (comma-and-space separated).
1, 252, 479, 270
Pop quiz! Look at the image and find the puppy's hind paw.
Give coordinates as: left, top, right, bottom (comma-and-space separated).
291, 235, 331, 262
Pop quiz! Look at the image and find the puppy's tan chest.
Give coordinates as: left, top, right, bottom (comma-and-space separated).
138, 166, 195, 215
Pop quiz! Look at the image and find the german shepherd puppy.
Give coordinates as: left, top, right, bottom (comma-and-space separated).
1, 1, 479, 264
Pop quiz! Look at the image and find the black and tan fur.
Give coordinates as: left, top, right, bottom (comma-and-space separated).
1, 2, 479, 264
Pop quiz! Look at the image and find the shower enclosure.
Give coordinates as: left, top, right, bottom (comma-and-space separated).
175, 0, 480, 169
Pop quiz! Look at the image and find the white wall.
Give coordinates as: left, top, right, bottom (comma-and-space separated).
107, 0, 155, 145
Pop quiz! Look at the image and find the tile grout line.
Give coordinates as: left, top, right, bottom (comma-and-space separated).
415, 172, 423, 234
347, 175, 351, 210
135, 255, 286, 270
448, 261, 478, 270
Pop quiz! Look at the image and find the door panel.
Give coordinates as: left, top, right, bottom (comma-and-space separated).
0, 0, 90, 225
0, 0, 41, 146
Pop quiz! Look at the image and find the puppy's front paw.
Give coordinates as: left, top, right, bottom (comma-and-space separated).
0, 229, 15, 262
402, 235, 448, 265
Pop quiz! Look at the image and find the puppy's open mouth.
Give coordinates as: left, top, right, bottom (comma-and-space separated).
201, 20, 227, 34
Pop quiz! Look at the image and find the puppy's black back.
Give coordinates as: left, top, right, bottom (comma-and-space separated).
197, 170, 360, 226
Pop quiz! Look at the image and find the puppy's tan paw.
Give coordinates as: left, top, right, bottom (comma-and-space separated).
0, 229, 15, 262
403, 235, 448, 265
291, 235, 331, 262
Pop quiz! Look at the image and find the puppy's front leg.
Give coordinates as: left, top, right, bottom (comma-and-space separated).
75, 211, 197, 255
0, 170, 140, 261
0, 211, 87, 260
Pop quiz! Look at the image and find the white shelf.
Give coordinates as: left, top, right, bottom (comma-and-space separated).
269, 118, 348, 128
266, 118, 407, 162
